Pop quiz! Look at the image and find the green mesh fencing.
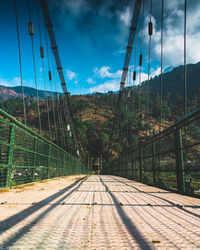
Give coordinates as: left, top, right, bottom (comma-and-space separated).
106, 107, 200, 197
0, 109, 89, 188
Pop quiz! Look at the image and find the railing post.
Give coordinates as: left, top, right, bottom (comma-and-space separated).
47, 145, 51, 179
63, 153, 66, 176
131, 153, 134, 180
139, 147, 142, 182
7, 125, 15, 188
117, 158, 119, 176
175, 128, 185, 194
66, 154, 69, 176
56, 149, 59, 177
33, 138, 37, 182
152, 142, 156, 185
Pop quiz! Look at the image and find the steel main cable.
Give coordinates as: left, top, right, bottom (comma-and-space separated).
44, 23, 58, 145
50, 47, 63, 147
55, 70, 67, 151
28, 0, 42, 134
40, 0, 81, 158
107, 0, 142, 162
36, 0, 52, 140
51, 50, 66, 150
14, 0, 27, 126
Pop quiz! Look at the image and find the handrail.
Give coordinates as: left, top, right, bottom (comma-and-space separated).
119, 106, 200, 159
0, 109, 68, 155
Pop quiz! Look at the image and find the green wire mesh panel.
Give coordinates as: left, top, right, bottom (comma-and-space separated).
106, 108, 200, 197
0, 109, 89, 188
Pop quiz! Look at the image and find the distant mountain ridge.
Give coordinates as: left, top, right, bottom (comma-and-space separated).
0, 85, 61, 101
0, 62, 200, 102
141, 61, 200, 99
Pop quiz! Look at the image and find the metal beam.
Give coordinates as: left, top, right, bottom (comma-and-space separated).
120, 0, 142, 91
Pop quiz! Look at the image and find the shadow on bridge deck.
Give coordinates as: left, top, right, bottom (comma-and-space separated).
0, 175, 200, 249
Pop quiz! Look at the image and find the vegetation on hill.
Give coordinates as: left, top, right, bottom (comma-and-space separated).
0, 62, 200, 170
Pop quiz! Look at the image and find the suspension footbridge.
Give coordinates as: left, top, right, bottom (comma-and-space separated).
0, 0, 200, 249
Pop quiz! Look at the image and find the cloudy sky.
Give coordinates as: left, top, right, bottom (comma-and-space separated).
0, 0, 200, 94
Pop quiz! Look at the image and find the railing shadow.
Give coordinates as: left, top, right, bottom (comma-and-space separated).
0, 176, 87, 248
114, 180, 200, 243
98, 175, 152, 249
110, 176, 200, 220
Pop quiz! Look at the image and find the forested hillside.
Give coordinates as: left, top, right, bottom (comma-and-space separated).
0, 62, 200, 169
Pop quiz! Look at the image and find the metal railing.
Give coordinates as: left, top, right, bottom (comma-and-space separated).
0, 109, 89, 188
106, 107, 200, 197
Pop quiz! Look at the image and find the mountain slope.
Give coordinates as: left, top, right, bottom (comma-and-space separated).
0, 85, 61, 101
142, 62, 200, 99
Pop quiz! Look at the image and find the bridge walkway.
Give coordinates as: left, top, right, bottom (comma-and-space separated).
0, 175, 200, 249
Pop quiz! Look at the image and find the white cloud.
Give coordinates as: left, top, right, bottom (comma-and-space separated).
61, 0, 89, 15
150, 67, 161, 78
89, 65, 123, 93
66, 69, 78, 81
119, 6, 131, 26
141, 3, 200, 67
94, 66, 122, 79
135, 72, 148, 86
0, 79, 10, 87
13, 77, 21, 85
134, 67, 162, 86
0, 77, 21, 87
112, 49, 126, 56
89, 79, 119, 93
86, 77, 95, 84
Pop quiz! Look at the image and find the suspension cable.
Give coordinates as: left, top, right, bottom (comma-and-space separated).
107, 0, 142, 159
44, 25, 58, 145
160, 0, 164, 132
133, 28, 138, 117
138, 0, 145, 118
146, 0, 153, 134
36, 1, 52, 140
184, 0, 188, 172
28, 0, 42, 134
14, 0, 27, 126
184, 0, 187, 116
133, 28, 138, 84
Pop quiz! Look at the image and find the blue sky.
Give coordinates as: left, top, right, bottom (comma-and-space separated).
0, 0, 200, 95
